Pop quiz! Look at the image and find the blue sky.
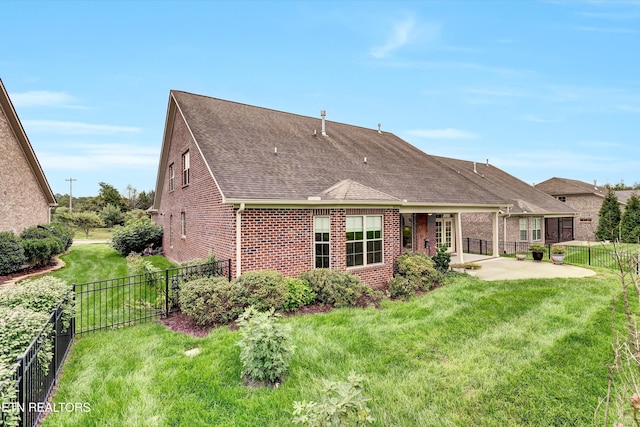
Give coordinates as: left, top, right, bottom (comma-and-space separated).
3, 0, 640, 197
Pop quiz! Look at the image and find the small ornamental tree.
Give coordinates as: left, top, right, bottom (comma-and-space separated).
596, 187, 622, 242
69, 211, 105, 239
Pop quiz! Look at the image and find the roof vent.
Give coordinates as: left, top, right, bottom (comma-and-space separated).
377, 123, 382, 134
473, 162, 478, 174
321, 110, 327, 137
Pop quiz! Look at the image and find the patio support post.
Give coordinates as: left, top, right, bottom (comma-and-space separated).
455, 212, 464, 263
492, 211, 500, 257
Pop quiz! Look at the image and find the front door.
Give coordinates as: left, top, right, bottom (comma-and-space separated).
435, 216, 454, 252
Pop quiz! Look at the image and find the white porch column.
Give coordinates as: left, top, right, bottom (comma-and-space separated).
235, 203, 245, 278
493, 211, 500, 257
455, 212, 464, 263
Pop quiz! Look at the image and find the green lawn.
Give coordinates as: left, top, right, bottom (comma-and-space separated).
41, 246, 624, 426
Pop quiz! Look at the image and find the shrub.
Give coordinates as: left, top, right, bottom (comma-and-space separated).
100, 203, 125, 228
396, 252, 438, 290
179, 277, 247, 325
282, 277, 316, 312
236, 306, 294, 385
387, 276, 418, 299
432, 244, 451, 273
233, 270, 287, 311
0, 276, 75, 329
0, 306, 52, 370
299, 269, 369, 308
292, 372, 374, 426
48, 223, 74, 251
0, 360, 19, 427
0, 232, 25, 275
21, 236, 63, 267
111, 218, 163, 256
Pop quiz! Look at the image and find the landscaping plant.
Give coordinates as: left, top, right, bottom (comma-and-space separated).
236, 306, 294, 385
431, 244, 451, 273
282, 277, 316, 312
0, 360, 19, 427
0, 231, 25, 275
110, 217, 162, 256
292, 372, 374, 426
232, 270, 288, 311
299, 269, 369, 307
179, 277, 247, 325
395, 251, 439, 291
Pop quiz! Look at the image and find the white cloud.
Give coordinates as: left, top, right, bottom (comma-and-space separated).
371, 16, 438, 58
38, 143, 158, 171
23, 120, 141, 135
9, 90, 81, 108
406, 128, 478, 139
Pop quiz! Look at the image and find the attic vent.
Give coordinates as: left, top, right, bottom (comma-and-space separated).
321, 110, 327, 136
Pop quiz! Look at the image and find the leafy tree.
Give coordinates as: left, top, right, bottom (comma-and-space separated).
596, 187, 622, 242
100, 203, 125, 228
97, 182, 126, 211
138, 190, 154, 211
69, 211, 105, 238
620, 193, 640, 243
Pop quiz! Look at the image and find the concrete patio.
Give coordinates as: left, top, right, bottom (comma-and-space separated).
450, 253, 597, 281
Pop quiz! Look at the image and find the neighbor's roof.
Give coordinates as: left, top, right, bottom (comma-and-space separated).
433, 157, 576, 215
535, 177, 606, 198
156, 91, 516, 208
0, 79, 56, 206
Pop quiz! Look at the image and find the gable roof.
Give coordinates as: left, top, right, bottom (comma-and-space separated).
0, 79, 56, 206
433, 158, 576, 215
154, 91, 515, 210
535, 177, 606, 198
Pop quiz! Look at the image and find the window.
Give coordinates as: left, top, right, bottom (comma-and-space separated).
519, 218, 527, 241
346, 215, 382, 267
532, 218, 542, 241
314, 216, 330, 268
168, 163, 175, 191
181, 211, 186, 236
182, 151, 190, 186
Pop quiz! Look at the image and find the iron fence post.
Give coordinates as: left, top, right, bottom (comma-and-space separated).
228, 259, 232, 281
165, 269, 170, 316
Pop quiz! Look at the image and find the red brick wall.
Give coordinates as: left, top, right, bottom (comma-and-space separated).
0, 106, 51, 233
154, 112, 236, 269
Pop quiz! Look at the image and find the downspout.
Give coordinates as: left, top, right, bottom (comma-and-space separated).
235, 203, 245, 278
455, 212, 464, 263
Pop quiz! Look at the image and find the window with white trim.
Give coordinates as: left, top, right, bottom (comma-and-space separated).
168, 163, 175, 191
532, 218, 542, 241
314, 216, 330, 268
519, 218, 527, 241
346, 215, 382, 267
182, 151, 190, 186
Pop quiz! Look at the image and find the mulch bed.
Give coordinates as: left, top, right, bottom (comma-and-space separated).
0, 259, 62, 286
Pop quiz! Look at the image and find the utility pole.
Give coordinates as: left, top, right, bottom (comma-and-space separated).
65, 177, 77, 211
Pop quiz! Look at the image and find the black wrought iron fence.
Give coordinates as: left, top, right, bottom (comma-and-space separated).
463, 238, 640, 271
73, 258, 231, 335
1, 297, 75, 427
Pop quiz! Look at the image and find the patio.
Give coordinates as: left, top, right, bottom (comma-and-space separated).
450, 253, 597, 281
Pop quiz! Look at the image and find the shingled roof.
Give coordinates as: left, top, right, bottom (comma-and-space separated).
433, 157, 576, 215
156, 91, 513, 208
535, 177, 606, 198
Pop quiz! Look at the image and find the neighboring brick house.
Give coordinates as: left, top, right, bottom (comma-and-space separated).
0, 79, 56, 234
434, 158, 577, 248
535, 177, 631, 242
151, 91, 567, 287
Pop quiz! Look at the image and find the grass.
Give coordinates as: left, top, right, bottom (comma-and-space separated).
41, 246, 624, 426
72, 227, 113, 240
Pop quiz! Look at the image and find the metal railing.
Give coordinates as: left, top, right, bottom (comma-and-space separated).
73, 258, 231, 335
463, 238, 639, 271
2, 258, 231, 427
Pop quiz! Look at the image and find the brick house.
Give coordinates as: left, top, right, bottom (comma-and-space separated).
151, 91, 571, 287
434, 157, 577, 248
0, 79, 56, 233
535, 177, 629, 242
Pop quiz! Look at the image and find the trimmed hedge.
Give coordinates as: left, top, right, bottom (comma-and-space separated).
0, 232, 26, 275
299, 269, 369, 308
179, 277, 247, 326
232, 270, 287, 311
